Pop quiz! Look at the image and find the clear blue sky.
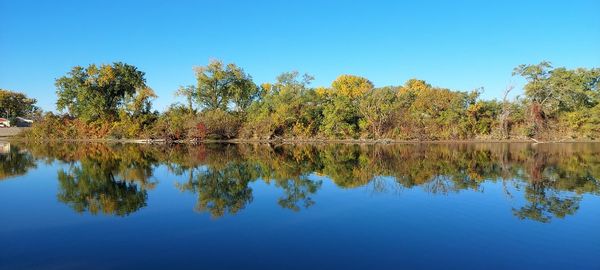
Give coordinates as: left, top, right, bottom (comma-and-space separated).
1, 0, 599, 112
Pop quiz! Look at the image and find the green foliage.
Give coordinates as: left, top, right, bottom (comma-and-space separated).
57, 161, 148, 216
320, 95, 359, 138
0, 144, 36, 180
513, 61, 554, 106
56, 62, 147, 122
194, 59, 258, 112
151, 104, 193, 141
0, 89, 40, 119
513, 62, 600, 138
561, 104, 600, 139
19, 60, 600, 141
404, 85, 478, 139
358, 88, 398, 138
242, 72, 322, 139
467, 100, 501, 136
175, 85, 197, 113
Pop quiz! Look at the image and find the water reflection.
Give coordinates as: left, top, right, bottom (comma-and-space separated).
0, 143, 36, 181
4, 142, 600, 222
56, 156, 149, 216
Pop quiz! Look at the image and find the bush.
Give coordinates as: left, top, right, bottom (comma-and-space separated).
198, 109, 242, 140
22, 113, 113, 140
150, 105, 192, 141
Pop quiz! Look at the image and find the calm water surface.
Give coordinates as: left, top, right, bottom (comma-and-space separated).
0, 142, 599, 270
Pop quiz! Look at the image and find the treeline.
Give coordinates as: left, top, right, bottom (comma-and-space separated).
7, 142, 600, 222
16, 60, 600, 141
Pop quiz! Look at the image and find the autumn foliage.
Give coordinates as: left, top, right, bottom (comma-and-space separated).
18, 60, 600, 141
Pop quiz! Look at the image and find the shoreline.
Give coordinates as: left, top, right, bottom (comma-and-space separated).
4, 137, 597, 144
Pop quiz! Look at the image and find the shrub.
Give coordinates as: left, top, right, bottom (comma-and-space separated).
198, 109, 242, 140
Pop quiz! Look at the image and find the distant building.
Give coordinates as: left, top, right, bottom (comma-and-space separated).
0, 118, 10, 127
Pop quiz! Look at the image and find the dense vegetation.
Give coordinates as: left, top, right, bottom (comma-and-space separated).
4, 142, 600, 222
0, 89, 40, 123
13, 60, 600, 141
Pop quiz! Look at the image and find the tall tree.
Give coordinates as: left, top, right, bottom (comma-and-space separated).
358, 88, 398, 138
0, 89, 39, 119
514, 61, 600, 137
56, 62, 147, 121
194, 59, 258, 112
175, 85, 197, 113
242, 71, 320, 139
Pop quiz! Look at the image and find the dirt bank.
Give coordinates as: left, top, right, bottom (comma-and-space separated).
0, 128, 27, 137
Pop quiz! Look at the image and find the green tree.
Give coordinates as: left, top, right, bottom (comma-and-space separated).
514, 62, 600, 137
406, 83, 477, 139
358, 88, 398, 138
175, 85, 197, 113
513, 62, 600, 116
194, 59, 258, 112
55, 62, 147, 122
176, 162, 256, 218
513, 61, 554, 106
320, 95, 359, 138
151, 104, 193, 141
318, 75, 373, 138
0, 89, 39, 119
242, 71, 322, 139
57, 159, 148, 216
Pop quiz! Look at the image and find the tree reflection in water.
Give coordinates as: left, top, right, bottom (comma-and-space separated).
7, 142, 600, 222
0, 143, 37, 181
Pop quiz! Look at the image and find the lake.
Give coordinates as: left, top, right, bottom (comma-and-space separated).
0, 142, 599, 270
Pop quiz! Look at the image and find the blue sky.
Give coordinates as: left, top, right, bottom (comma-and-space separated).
1, 0, 599, 112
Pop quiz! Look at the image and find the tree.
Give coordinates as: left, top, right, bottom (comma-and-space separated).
398, 78, 431, 95
151, 104, 193, 141
57, 159, 148, 216
331, 74, 374, 98
0, 144, 37, 180
0, 89, 39, 119
123, 87, 157, 117
513, 61, 553, 107
513, 62, 599, 116
194, 59, 258, 112
546, 67, 600, 111
514, 62, 600, 137
242, 71, 321, 139
56, 62, 147, 122
407, 84, 477, 139
175, 85, 197, 113
498, 85, 515, 139
317, 75, 373, 138
270, 71, 315, 95
320, 95, 359, 138
176, 161, 256, 218
358, 88, 398, 138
